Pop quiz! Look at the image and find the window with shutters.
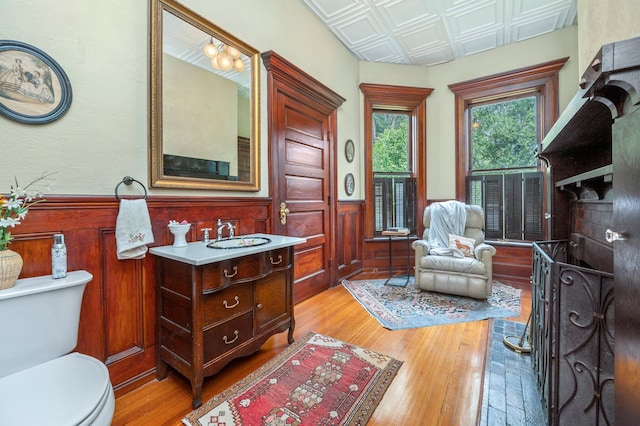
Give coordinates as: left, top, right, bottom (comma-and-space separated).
360, 84, 432, 238
371, 112, 416, 234
449, 59, 568, 242
466, 96, 543, 241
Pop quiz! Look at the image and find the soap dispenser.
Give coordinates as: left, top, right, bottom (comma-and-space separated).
52, 233, 67, 279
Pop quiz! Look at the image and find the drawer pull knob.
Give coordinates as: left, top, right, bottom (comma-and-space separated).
223, 330, 239, 345
256, 303, 263, 310
224, 266, 238, 278
223, 296, 240, 309
270, 255, 283, 265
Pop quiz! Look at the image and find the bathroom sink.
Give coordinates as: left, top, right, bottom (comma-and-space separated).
207, 236, 271, 249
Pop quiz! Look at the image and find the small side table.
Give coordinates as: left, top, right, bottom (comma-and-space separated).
382, 229, 412, 287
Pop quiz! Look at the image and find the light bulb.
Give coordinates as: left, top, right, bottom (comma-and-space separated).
233, 58, 245, 73
227, 46, 241, 60
203, 38, 218, 59
211, 56, 221, 69
218, 51, 233, 71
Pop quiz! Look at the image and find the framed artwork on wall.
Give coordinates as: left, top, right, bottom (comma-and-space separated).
345, 139, 355, 163
0, 40, 72, 124
345, 173, 355, 196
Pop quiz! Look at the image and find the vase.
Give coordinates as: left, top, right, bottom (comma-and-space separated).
0, 249, 23, 290
168, 223, 191, 248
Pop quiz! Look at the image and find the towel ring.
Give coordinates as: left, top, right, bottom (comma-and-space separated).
115, 176, 148, 201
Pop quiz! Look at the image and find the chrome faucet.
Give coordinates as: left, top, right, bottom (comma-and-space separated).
216, 219, 235, 240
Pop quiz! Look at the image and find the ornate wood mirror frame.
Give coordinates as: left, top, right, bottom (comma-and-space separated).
150, 0, 260, 191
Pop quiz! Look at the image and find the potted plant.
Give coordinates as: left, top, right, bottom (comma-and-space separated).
0, 172, 54, 290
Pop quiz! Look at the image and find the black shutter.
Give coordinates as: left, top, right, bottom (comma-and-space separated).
404, 178, 416, 231
504, 174, 523, 239
484, 174, 503, 239
373, 175, 416, 235
523, 171, 544, 240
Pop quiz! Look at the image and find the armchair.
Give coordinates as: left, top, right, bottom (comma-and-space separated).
412, 202, 496, 299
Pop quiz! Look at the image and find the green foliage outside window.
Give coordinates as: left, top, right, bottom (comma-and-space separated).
372, 113, 409, 173
471, 97, 537, 171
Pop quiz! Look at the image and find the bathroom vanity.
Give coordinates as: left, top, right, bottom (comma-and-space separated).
150, 234, 305, 408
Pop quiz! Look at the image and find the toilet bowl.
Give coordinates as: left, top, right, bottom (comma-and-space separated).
0, 271, 115, 426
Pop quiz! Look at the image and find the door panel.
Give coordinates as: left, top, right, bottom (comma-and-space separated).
285, 176, 323, 200
276, 91, 331, 302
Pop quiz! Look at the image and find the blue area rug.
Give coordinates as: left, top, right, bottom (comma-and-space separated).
342, 277, 521, 330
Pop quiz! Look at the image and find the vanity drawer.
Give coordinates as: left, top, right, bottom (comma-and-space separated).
267, 247, 292, 270
203, 312, 253, 360
202, 253, 267, 290
202, 282, 253, 325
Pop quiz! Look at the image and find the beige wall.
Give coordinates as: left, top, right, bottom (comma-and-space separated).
578, 0, 640, 73
3, 0, 629, 202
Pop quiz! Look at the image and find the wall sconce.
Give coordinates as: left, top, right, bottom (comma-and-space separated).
203, 37, 245, 73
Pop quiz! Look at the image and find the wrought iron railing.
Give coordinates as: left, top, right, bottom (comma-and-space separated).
531, 241, 614, 425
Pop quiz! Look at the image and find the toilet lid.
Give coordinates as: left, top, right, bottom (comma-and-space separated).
0, 352, 111, 426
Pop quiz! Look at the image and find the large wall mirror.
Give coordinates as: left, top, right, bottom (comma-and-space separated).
150, 0, 260, 191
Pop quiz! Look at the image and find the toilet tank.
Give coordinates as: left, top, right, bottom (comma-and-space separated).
0, 270, 92, 378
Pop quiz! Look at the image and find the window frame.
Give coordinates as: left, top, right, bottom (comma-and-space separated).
449, 58, 568, 241
360, 83, 433, 239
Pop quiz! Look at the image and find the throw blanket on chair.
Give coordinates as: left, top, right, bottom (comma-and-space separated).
428, 200, 467, 258
115, 199, 155, 260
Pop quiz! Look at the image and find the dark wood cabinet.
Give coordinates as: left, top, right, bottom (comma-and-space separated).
153, 243, 296, 408
536, 36, 640, 425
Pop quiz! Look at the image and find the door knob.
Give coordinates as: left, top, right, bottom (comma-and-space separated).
605, 228, 628, 243
279, 202, 290, 225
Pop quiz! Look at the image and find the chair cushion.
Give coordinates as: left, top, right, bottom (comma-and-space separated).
448, 234, 475, 257
418, 254, 487, 276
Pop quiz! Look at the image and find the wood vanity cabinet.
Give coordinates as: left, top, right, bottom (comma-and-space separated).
154, 244, 295, 409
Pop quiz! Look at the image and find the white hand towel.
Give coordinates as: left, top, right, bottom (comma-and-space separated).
116, 199, 155, 260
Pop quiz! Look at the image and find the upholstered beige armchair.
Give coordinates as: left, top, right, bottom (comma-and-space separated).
412, 202, 496, 299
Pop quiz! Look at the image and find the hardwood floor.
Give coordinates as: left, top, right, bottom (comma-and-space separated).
112, 278, 531, 426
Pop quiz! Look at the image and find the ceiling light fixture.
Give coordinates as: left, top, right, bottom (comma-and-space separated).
204, 38, 245, 73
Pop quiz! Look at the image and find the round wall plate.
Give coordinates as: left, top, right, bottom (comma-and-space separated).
345, 173, 355, 196
345, 139, 355, 163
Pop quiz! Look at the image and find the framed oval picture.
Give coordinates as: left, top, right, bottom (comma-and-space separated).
345, 173, 355, 196
345, 139, 355, 163
0, 40, 72, 124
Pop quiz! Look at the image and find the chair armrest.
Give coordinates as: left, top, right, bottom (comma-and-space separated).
412, 239, 431, 256
474, 243, 496, 261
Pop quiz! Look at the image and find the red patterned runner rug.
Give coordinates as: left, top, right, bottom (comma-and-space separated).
182, 332, 403, 426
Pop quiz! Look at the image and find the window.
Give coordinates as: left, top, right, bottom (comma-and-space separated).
449, 58, 568, 241
372, 112, 416, 233
467, 96, 543, 240
360, 84, 433, 238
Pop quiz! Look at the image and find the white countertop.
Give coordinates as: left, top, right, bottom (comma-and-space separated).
149, 233, 306, 266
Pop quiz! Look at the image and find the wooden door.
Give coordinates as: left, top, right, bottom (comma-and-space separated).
263, 51, 345, 303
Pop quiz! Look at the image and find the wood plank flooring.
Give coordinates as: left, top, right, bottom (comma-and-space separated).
112, 278, 531, 426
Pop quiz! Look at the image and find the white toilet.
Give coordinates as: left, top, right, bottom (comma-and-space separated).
0, 270, 115, 425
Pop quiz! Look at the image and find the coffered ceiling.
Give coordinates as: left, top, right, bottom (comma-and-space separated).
299, 0, 577, 67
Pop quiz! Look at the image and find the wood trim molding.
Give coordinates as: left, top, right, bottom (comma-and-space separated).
448, 57, 568, 200
359, 83, 434, 239
261, 51, 346, 112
